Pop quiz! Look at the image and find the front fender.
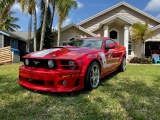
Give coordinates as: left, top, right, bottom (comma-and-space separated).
80, 54, 101, 79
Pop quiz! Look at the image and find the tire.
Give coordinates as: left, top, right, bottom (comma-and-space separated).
85, 61, 100, 90
119, 57, 126, 72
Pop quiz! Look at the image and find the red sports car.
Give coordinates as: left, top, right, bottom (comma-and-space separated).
18, 37, 126, 92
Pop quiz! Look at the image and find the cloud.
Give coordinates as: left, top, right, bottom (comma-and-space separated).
12, 3, 21, 11
144, 0, 160, 11
76, 1, 84, 9
12, 2, 40, 13
62, 18, 72, 27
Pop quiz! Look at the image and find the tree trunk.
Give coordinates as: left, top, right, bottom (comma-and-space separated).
33, 8, 37, 51
57, 20, 61, 46
40, 0, 49, 50
50, 1, 55, 31
141, 40, 145, 57
27, 15, 32, 52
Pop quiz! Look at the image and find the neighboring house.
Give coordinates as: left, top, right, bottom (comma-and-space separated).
0, 29, 34, 61
12, 31, 34, 52
59, 1, 160, 59
0, 29, 27, 54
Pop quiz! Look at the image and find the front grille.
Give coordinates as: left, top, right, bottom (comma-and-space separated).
27, 78, 45, 86
24, 59, 57, 69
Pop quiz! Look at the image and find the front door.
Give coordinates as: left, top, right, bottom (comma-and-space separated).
109, 30, 119, 43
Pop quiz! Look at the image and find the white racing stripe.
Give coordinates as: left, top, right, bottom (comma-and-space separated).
98, 52, 108, 68
31, 48, 61, 57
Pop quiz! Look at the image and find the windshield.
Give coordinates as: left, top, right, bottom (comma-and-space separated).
68, 38, 103, 49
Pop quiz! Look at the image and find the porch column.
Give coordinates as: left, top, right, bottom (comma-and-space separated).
103, 25, 109, 37
0, 34, 4, 48
124, 25, 129, 59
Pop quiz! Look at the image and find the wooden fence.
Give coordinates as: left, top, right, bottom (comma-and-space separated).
0, 46, 12, 64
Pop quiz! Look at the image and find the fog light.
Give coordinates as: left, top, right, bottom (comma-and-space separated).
62, 80, 67, 86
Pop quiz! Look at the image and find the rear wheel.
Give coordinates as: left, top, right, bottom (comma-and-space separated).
119, 57, 126, 72
85, 61, 100, 90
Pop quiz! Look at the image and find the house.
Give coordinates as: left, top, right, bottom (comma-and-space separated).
0, 29, 35, 62
59, 1, 160, 59
11, 31, 34, 52
0, 29, 27, 53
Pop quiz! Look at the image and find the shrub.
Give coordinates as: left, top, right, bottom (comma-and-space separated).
129, 57, 152, 64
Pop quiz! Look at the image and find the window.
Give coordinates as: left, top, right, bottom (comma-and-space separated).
105, 40, 116, 48
128, 41, 132, 55
10, 39, 18, 49
62, 41, 68, 46
110, 30, 117, 39
68, 38, 103, 49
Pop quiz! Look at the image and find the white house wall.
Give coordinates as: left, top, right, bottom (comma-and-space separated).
80, 6, 159, 32
59, 26, 93, 45
151, 28, 160, 40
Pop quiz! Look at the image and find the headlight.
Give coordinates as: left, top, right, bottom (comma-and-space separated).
25, 59, 29, 65
48, 60, 54, 68
68, 60, 76, 69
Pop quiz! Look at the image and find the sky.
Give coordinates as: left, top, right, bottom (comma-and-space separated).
11, 0, 160, 31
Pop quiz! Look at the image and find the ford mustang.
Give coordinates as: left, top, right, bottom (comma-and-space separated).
18, 37, 126, 92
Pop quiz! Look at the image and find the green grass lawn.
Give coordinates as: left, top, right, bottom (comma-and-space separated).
0, 63, 160, 120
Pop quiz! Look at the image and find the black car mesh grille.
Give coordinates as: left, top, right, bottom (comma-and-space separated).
24, 59, 57, 69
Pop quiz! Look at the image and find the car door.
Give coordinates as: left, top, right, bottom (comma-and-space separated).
103, 39, 118, 72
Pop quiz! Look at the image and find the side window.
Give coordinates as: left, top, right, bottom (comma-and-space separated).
10, 39, 18, 49
128, 41, 132, 55
105, 40, 116, 49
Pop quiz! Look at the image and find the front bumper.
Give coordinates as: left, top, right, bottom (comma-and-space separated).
18, 65, 84, 92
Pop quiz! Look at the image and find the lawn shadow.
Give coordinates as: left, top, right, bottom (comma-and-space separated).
21, 70, 120, 97
99, 70, 120, 86
1, 85, 113, 120
0, 71, 114, 119
99, 75, 160, 119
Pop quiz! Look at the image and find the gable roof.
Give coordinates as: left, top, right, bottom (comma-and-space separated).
78, 1, 160, 26
61, 24, 96, 36
11, 31, 34, 41
0, 29, 26, 42
91, 14, 136, 32
150, 24, 160, 31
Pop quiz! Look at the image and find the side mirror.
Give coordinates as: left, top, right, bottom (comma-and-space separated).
105, 44, 115, 49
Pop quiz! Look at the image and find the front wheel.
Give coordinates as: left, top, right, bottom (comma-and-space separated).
119, 57, 126, 72
85, 61, 100, 90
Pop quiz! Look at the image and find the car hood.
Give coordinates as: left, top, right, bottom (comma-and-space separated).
24, 46, 100, 59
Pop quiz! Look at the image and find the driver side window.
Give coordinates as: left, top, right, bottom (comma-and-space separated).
105, 40, 116, 49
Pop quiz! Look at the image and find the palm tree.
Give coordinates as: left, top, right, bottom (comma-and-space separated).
56, 0, 77, 46
40, 0, 49, 50
0, 0, 15, 22
49, 0, 56, 31
0, 11, 21, 31
18, 0, 37, 52
0, 1, 20, 31
131, 21, 154, 56
0, 0, 15, 26
37, 0, 55, 50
